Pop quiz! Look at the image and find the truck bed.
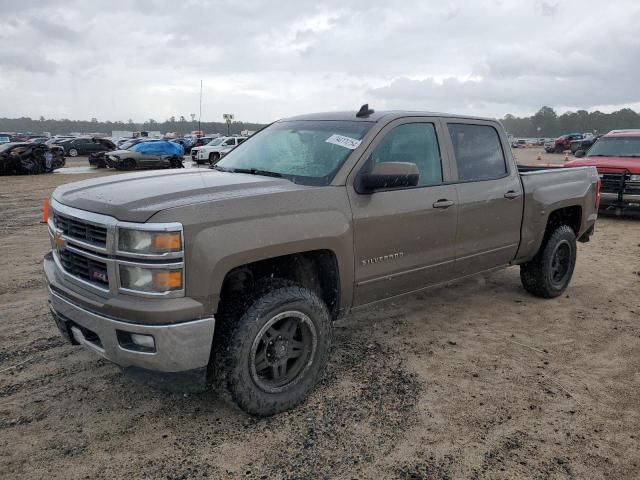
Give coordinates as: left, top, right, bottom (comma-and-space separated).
514, 165, 599, 263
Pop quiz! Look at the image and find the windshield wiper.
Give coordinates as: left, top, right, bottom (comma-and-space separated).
210, 165, 284, 178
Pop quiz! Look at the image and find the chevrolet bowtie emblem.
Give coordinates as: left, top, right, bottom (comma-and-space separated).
53, 229, 67, 250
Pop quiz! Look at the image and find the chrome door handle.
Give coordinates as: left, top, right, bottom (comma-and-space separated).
504, 191, 521, 199
433, 199, 455, 209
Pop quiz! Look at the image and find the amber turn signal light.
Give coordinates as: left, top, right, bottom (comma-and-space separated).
152, 270, 182, 290
152, 232, 181, 251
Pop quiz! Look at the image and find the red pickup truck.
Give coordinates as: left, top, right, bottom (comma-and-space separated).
565, 129, 640, 215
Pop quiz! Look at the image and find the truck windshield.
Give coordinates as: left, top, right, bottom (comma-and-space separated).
588, 137, 640, 157
215, 120, 373, 185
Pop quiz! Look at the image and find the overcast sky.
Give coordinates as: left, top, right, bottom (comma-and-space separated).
1, 0, 639, 124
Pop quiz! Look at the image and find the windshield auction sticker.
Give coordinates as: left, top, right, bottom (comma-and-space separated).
325, 134, 362, 150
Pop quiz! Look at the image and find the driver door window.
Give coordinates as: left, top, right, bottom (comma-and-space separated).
370, 122, 442, 186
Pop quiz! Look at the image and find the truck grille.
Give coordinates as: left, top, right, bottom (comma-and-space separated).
600, 172, 625, 194
59, 248, 109, 288
54, 213, 107, 247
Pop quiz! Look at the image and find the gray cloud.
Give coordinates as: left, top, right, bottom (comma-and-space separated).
0, 0, 639, 123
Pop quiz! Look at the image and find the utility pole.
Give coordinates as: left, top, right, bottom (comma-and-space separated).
198, 80, 203, 133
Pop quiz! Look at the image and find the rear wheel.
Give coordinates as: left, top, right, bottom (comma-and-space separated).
217, 281, 332, 416
520, 225, 576, 298
169, 156, 183, 168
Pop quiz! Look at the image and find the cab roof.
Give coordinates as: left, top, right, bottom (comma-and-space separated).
604, 129, 640, 138
282, 110, 498, 124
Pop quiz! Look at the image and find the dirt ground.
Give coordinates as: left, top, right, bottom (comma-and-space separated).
1, 153, 639, 479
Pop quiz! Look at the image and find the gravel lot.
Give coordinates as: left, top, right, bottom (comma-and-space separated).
1, 153, 639, 479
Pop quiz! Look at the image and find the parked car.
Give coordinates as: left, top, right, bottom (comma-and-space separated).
87, 138, 118, 168
46, 136, 74, 146
565, 129, 640, 215
0, 136, 10, 144
105, 140, 184, 170
543, 139, 556, 153
510, 139, 527, 149
27, 137, 50, 144
190, 136, 220, 160
0, 142, 65, 175
45, 107, 599, 416
62, 137, 114, 157
171, 138, 193, 154
553, 133, 584, 153
197, 136, 247, 164
569, 135, 600, 154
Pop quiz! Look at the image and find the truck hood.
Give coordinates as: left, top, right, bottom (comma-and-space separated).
52, 169, 304, 222
565, 156, 640, 174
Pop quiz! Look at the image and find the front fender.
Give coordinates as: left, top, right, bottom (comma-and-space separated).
148, 186, 354, 315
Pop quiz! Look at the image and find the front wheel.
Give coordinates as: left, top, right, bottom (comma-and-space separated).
122, 158, 136, 170
218, 282, 332, 416
209, 152, 220, 165
68, 148, 79, 157
520, 225, 577, 298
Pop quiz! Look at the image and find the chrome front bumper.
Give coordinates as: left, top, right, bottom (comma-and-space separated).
48, 287, 215, 373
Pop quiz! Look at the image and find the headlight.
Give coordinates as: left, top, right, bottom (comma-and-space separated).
118, 228, 182, 254
119, 265, 183, 293
630, 174, 640, 182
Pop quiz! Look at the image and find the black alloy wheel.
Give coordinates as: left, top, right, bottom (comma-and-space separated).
250, 310, 317, 393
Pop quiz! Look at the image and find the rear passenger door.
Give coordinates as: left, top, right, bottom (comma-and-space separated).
444, 121, 523, 276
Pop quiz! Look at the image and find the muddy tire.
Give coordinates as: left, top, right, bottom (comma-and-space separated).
217, 280, 332, 416
520, 225, 577, 298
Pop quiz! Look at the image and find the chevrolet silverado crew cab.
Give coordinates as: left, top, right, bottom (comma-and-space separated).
45, 106, 600, 416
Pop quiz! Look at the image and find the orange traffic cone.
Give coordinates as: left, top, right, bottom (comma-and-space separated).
41, 198, 49, 223
564, 151, 569, 162
536, 154, 542, 161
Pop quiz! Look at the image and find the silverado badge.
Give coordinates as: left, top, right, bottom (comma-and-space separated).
361, 252, 404, 266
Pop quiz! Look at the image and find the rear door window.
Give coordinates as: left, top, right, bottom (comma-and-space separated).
448, 124, 507, 181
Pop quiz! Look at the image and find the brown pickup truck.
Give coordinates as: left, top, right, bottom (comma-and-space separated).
45, 107, 600, 415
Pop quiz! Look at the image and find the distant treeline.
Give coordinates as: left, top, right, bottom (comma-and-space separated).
0, 116, 267, 136
3, 107, 640, 138
501, 107, 640, 138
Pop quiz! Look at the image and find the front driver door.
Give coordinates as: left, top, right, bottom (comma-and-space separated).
348, 118, 459, 306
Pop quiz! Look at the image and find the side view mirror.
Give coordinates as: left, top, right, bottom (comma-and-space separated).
575, 150, 586, 158
357, 162, 420, 193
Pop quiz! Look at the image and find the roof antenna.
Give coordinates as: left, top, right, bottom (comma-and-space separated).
356, 104, 375, 118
